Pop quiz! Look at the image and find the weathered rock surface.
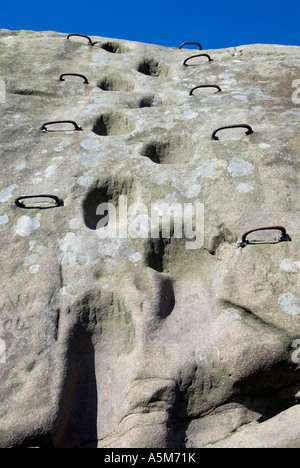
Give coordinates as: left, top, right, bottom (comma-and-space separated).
0, 30, 299, 448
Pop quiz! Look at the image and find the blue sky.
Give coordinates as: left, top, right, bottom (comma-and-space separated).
1, 0, 300, 49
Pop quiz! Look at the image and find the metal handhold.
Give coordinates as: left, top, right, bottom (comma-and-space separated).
179, 42, 202, 50
40, 121, 83, 132
189, 85, 222, 96
15, 195, 64, 208
237, 226, 292, 248
183, 54, 213, 66
67, 33, 95, 46
211, 124, 253, 140
59, 73, 89, 84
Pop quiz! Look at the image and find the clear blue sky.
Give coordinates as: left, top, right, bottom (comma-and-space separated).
1, 0, 300, 49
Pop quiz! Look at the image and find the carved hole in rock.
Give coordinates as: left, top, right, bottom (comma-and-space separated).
141, 139, 189, 164
158, 275, 176, 319
82, 183, 110, 231
138, 94, 156, 108
137, 58, 163, 77
97, 77, 135, 92
100, 42, 129, 53
92, 112, 136, 136
145, 235, 172, 273
144, 234, 176, 318
82, 177, 134, 231
10, 88, 53, 97
141, 142, 169, 164
208, 224, 235, 255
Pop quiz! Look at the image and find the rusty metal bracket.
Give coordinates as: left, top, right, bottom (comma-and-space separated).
179, 42, 202, 50
15, 195, 64, 208
40, 120, 83, 132
67, 33, 95, 46
237, 226, 292, 248
190, 85, 222, 96
59, 73, 89, 84
183, 54, 213, 66
211, 124, 253, 140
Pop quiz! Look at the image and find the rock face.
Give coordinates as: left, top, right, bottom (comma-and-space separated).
0, 30, 299, 448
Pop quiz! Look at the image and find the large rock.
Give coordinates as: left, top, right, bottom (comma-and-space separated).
0, 30, 299, 448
